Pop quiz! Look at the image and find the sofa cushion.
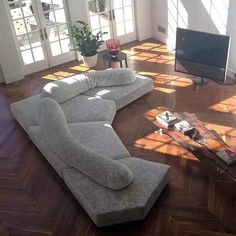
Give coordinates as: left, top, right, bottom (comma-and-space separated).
41, 69, 136, 103
38, 98, 133, 189
41, 74, 91, 103
63, 157, 170, 227
10, 94, 40, 131
68, 121, 130, 160
28, 125, 69, 178
83, 74, 153, 110
60, 95, 116, 124
85, 68, 136, 87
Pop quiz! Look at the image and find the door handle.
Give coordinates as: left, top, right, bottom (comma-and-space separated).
44, 28, 48, 40
112, 9, 115, 20
109, 10, 113, 21
39, 29, 44, 40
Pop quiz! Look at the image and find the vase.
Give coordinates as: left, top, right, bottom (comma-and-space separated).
82, 54, 98, 68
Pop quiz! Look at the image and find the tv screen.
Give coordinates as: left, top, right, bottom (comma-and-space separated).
175, 28, 230, 82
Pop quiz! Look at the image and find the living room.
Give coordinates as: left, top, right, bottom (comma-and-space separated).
0, 0, 236, 235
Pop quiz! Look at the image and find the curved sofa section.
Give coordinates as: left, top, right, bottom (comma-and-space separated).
10, 68, 170, 227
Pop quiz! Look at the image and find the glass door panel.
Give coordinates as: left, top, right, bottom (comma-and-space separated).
111, 0, 136, 43
6, 0, 75, 74
87, 0, 136, 47
36, 0, 74, 65
8, 0, 48, 67
87, 0, 112, 42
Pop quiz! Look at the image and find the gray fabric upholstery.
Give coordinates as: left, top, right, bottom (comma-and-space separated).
38, 98, 133, 189
60, 95, 116, 124
41, 69, 136, 103
83, 74, 153, 110
41, 74, 91, 103
63, 157, 170, 227
68, 122, 130, 160
10, 94, 40, 131
10, 69, 166, 227
85, 68, 136, 87
28, 125, 69, 177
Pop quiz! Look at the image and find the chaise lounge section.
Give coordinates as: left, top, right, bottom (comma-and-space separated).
10, 68, 170, 227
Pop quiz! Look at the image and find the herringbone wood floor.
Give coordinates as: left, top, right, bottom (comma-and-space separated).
1, 39, 236, 236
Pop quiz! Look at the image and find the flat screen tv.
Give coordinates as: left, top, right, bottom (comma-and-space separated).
175, 28, 230, 83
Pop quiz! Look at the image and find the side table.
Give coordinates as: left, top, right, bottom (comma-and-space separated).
102, 51, 128, 68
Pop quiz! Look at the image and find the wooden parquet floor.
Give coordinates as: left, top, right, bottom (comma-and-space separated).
1, 39, 236, 236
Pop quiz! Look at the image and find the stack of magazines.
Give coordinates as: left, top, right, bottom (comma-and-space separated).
156, 111, 179, 128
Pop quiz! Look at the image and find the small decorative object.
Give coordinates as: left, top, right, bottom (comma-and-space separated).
156, 111, 179, 128
69, 21, 107, 67
106, 39, 120, 58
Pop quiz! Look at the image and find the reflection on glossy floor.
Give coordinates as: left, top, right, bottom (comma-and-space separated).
1, 39, 236, 236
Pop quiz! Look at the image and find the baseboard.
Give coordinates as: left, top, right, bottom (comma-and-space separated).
227, 68, 235, 79
4, 72, 24, 84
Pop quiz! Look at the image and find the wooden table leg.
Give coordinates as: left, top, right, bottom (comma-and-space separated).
120, 61, 123, 68
108, 62, 111, 68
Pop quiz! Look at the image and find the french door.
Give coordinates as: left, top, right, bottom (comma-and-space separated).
7, 0, 74, 75
87, 0, 136, 45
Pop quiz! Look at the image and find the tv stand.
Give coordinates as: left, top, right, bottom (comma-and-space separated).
191, 76, 208, 84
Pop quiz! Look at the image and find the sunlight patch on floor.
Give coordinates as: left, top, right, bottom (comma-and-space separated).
42, 71, 75, 80
134, 132, 198, 161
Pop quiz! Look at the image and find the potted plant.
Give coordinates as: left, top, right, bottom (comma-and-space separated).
69, 21, 107, 67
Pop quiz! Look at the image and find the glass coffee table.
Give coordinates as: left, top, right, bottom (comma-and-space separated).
145, 107, 236, 181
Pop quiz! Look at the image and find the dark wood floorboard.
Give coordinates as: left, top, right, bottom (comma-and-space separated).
1, 39, 236, 236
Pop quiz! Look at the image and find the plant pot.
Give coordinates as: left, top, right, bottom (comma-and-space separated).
82, 54, 98, 68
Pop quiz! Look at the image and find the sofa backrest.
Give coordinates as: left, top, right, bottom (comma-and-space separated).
41, 68, 136, 103
37, 97, 133, 189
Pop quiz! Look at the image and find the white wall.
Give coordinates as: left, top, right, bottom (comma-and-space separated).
135, 0, 152, 41
152, 0, 236, 74
0, 1, 24, 84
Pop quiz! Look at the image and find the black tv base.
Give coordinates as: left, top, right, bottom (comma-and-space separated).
191, 76, 208, 84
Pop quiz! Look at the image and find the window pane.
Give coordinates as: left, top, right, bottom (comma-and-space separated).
21, 49, 34, 64
17, 35, 30, 50
114, 0, 122, 9
123, 0, 131, 6
44, 11, 56, 26
88, 0, 106, 13
124, 6, 132, 20
100, 14, 109, 27
54, 9, 66, 23
51, 0, 64, 9
10, 5, 23, 19
114, 9, 124, 23
32, 46, 44, 61
13, 19, 27, 35
29, 32, 41, 47
22, 0, 33, 17
50, 41, 61, 56
47, 27, 59, 42
125, 20, 133, 33
26, 16, 38, 32
58, 24, 68, 39
116, 22, 125, 36
90, 14, 100, 30
61, 38, 70, 53
101, 26, 110, 40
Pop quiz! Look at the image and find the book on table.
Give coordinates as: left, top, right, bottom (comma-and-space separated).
174, 120, 195, 135
216, 149, 236, 165
156, 111, 179, 128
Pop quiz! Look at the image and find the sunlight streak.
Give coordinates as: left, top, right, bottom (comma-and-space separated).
201, 0, 229, 34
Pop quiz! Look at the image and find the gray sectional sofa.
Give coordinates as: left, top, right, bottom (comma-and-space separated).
10, 68, 170, 227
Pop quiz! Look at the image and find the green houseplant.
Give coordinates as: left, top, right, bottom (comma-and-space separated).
70, 20, 107, 67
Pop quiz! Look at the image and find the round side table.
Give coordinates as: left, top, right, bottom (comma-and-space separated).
102, 51, 128, 68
